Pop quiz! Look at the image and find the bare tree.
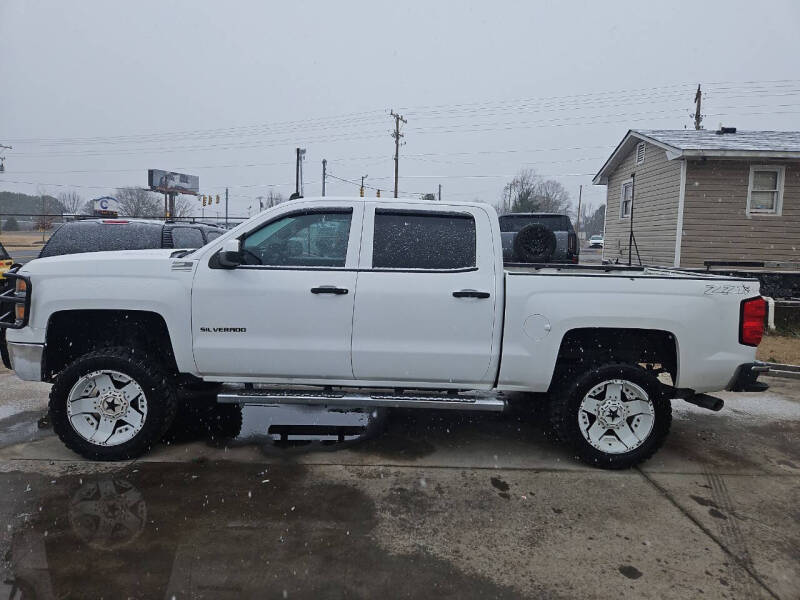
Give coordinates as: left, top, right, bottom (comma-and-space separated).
57, 190, 83, 215
172, 196, 196, 218
264, 190, 284, 209
534, 179, 570, 214
115, 187, 162, 217
499, 169, 571, 215
583, 204, 606, 237
79, 199, 95, 215
499, 169, 539, 214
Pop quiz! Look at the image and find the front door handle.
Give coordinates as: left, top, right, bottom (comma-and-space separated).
452, 289, 490, 299
311, 286, 349, 295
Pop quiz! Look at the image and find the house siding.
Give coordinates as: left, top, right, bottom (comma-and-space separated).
603, 141, 681, 266
679, 159, 800, 267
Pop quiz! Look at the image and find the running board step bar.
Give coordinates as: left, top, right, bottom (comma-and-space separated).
217, 388, 506, 412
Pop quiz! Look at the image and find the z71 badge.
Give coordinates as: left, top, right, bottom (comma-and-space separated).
200, 327, 247, 333
703, 284, 753, 296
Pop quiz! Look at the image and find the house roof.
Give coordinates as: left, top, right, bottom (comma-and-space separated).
592, 129, 800, 184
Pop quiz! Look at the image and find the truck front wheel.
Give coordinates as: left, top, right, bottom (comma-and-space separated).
50, 347, 177, 460
549, 363, 671, 469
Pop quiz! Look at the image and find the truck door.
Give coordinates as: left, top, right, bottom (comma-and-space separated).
191, 201, 362, 381
351, 203, 500, 387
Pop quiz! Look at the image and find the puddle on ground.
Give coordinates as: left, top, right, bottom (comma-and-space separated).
0, 464, 519, 599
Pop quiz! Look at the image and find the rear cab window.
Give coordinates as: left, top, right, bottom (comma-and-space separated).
372, 210, 476, 270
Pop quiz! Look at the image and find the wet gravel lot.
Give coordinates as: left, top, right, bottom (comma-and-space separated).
0, 368, 798, 599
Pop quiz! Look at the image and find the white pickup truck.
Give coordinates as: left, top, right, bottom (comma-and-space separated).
0, 197, 768, 468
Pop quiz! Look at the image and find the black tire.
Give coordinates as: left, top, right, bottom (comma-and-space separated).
50, 347, 177, 461
548, 363, 671, 469
513, 223, 557, 262
165, 391, 243, 443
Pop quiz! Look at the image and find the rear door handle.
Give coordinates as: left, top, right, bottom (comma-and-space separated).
311, 286, 349, 295
452, 289, 490, 299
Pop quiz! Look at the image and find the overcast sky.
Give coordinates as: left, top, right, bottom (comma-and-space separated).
1, 0, 799, 218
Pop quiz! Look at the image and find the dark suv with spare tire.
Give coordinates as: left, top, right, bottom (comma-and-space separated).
499, 213, 578, 264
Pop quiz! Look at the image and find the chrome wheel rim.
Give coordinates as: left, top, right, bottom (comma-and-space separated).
67, 370, 148, 446
578, 379, 654, 454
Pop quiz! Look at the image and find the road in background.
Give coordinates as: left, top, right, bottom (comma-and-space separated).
6, 248, 40, 265
580, 245, 604, 265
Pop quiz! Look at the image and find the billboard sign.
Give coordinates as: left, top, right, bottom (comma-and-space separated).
93, 196, 120, 217
148, 169, 199, 195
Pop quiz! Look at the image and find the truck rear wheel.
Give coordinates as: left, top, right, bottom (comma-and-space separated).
549, 363, 671, 469
50, 347, 177, 461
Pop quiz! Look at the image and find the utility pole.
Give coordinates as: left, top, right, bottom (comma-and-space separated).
576, 184, 583, 241
41, 191, 46, 243
693, 84, 703, 130
390, 110, 406, 198
321, 159, 327, 196
294, 147, 307, 198
438, 183, 442, 202
225, 187, 229, 226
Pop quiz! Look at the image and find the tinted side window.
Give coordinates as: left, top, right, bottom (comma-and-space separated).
241, 210, 352, 267
171, 227, 205, 248
372, 210, 476, 270
0, 243, 9, 260
499, 215, 571, 232
205, 230, 223, 242
39, 223, 162, 257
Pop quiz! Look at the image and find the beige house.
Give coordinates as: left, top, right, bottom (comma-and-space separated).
593, 129, 800, 267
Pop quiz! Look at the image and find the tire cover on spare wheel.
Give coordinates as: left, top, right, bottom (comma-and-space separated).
513, 223, 557, 262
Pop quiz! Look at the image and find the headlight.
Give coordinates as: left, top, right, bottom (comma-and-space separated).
15, 279, 27, 295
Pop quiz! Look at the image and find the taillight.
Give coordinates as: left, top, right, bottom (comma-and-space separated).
740, 297, 766, 346
568, 232, 577, 254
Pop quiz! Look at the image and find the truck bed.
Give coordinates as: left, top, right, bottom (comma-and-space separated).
504, 263, 758, 281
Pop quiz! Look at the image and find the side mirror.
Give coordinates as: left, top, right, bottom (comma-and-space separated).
218, 238, 242, 268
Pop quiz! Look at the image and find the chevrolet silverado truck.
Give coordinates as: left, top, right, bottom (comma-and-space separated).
0, 197, 768, 468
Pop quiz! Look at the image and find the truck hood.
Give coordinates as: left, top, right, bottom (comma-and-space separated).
20, 248, 186, 277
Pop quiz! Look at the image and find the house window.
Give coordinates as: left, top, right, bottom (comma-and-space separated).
636, 142, 646, 166
620, 179, 633, 218
747, 166, 785, 215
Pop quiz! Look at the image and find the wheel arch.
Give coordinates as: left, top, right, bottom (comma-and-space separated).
43, 309, 180, 381
549, 327, 678, 391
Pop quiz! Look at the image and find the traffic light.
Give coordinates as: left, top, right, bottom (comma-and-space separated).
376, 189, 381, 198
202, 196, 207, 206
359, 186, 364, 197
216, 194, 220, 204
